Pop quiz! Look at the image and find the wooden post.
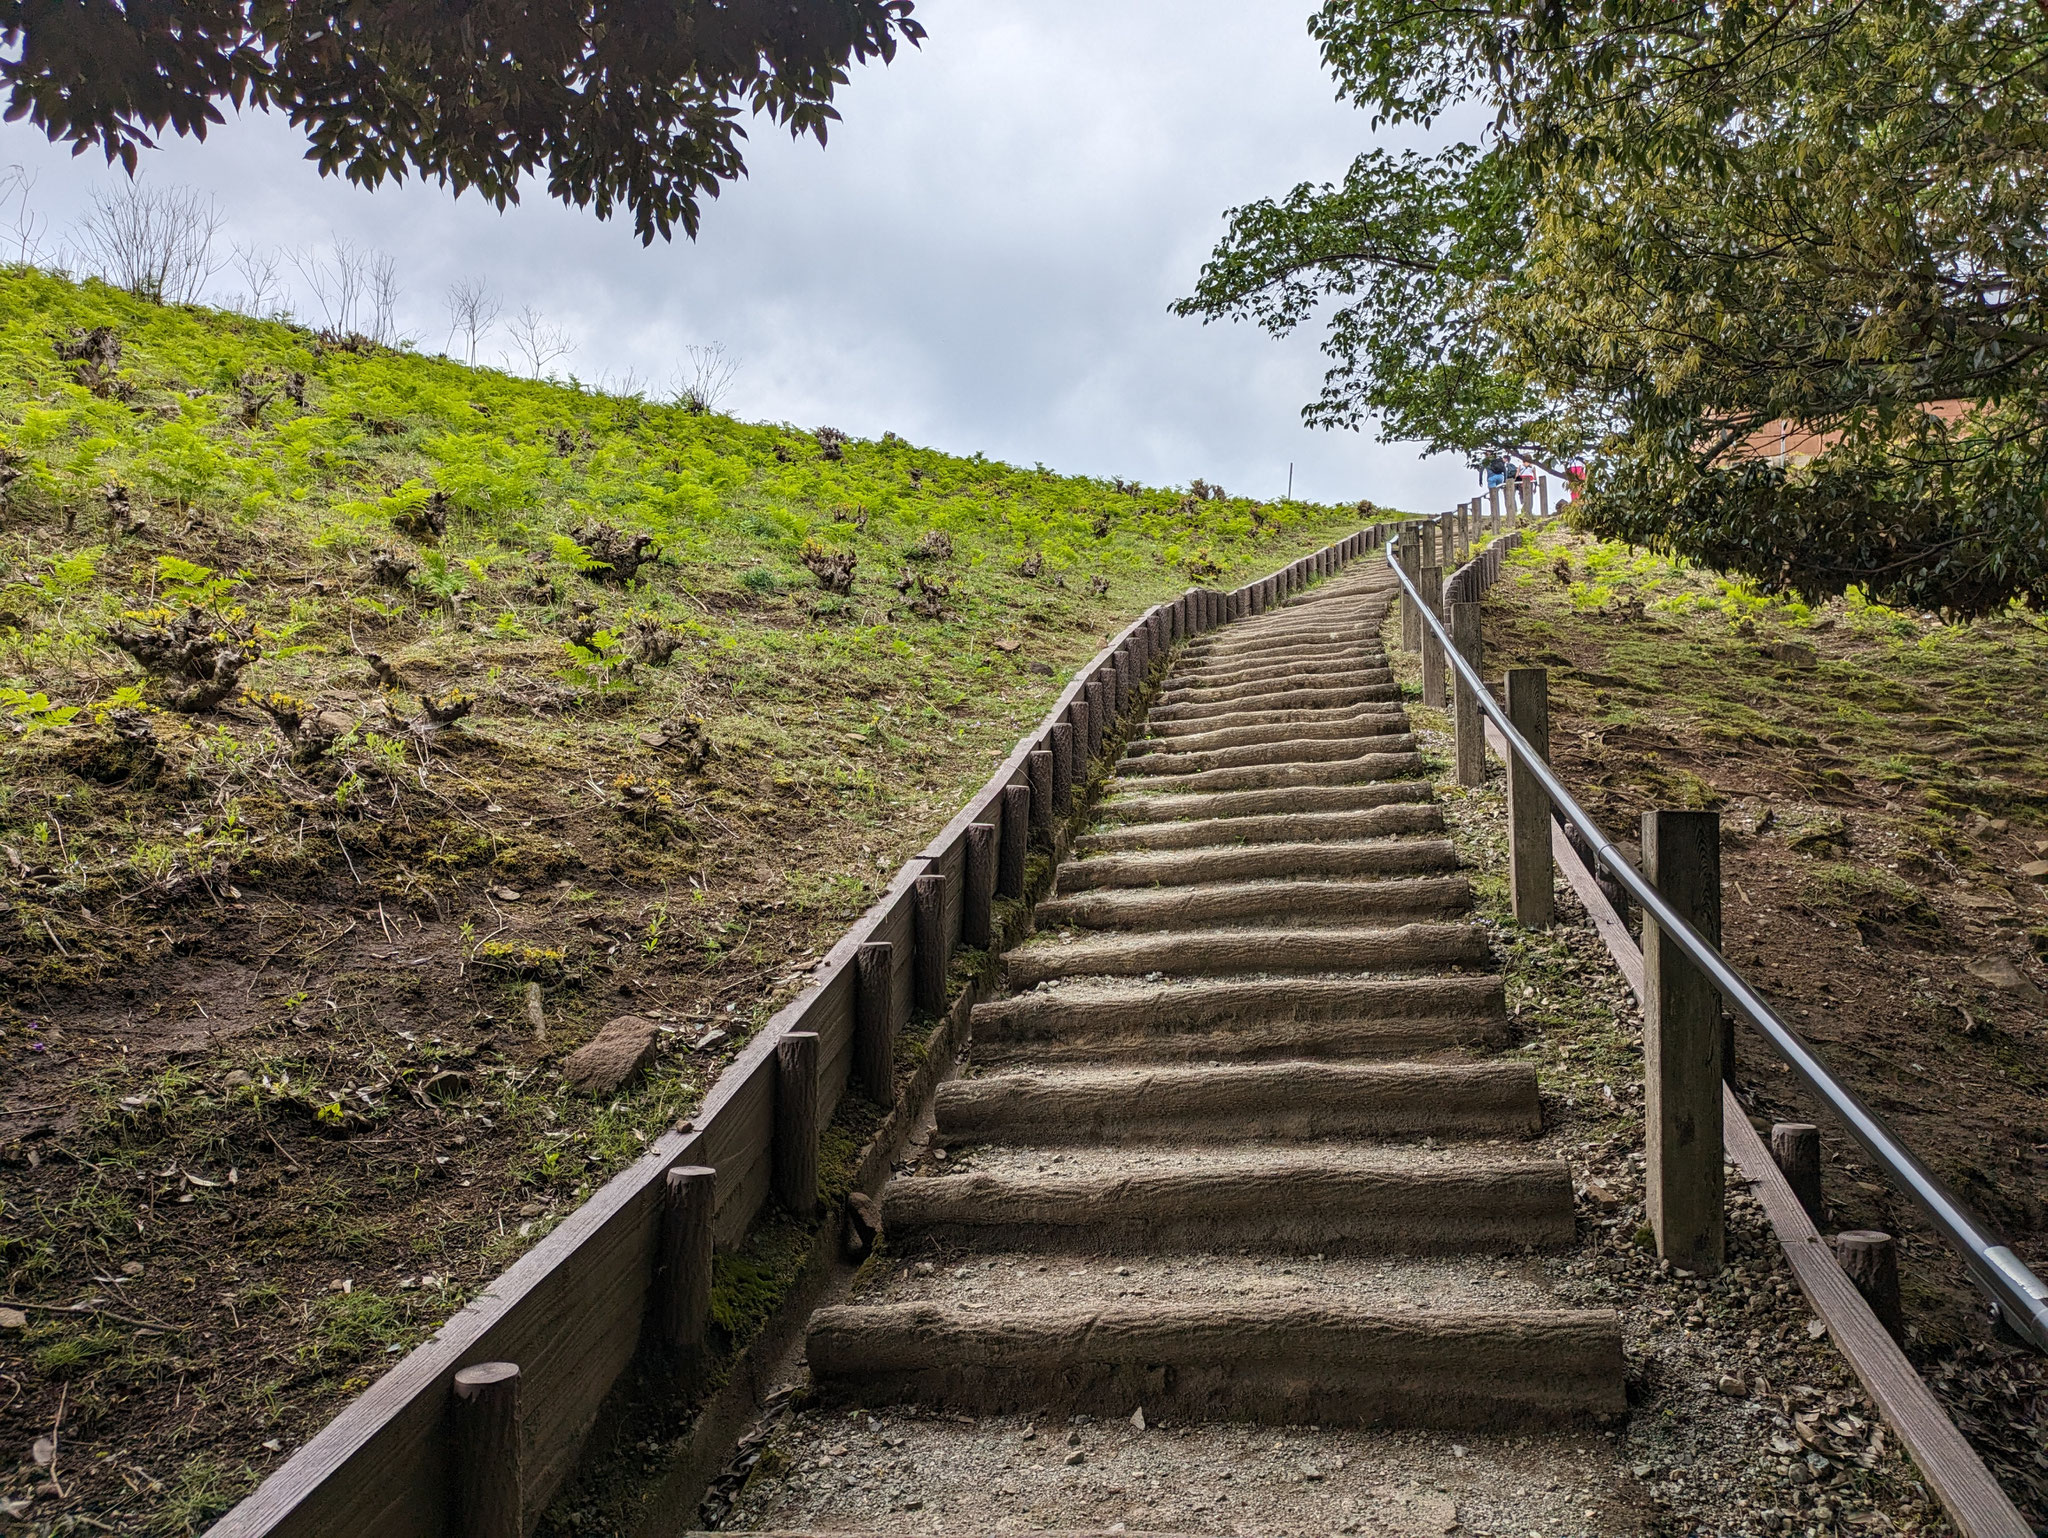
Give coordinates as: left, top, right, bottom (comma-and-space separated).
963, 822, 995, 950
853, 941, 894, 1107
1088, 678, 1109, 753
1398, 532, 1423, 652
1049, 723, 1074, 813
1642, 808, 1725, 1277
1521, 477, 1535, 524
773, 1031, 820, 1217
1505, 668, 1553, 927
659, 1165, 715, 1355
1539, 474, 1550, 518
452, 1362, 522, 1538
1450, 601, 1484, 787
1770, 1122, 1824, 1225
997, 784, 1029, 899
1419, 566, 1446, 707
911, 874, 947, 1015
1833, 1231, 1904, 1338
1068, 700, 1091, 788
1488, 483, 1502, 533
1026, 749, 1053, 838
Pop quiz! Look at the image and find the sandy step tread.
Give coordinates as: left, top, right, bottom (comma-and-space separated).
1004, 922, 1492, 986
935, 1060, 1540, 1143
806, 1301, 1628, 1427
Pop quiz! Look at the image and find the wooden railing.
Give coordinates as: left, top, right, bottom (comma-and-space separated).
204, 526, 1387, 1538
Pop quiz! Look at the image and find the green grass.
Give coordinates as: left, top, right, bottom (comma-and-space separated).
0, 264, 1379, 983
0, 265, 1391, 1530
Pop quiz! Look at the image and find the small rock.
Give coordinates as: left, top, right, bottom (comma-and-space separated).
223, 1070, 253, 1088
121, 1260, 144, 1276
1065, 1449, 1086, 1466
1129, 1406, 1146, 1431
490, 886, 522, 902
1067, 1428, 1082, 1446
1717, 1374, 1749, 1397
560, 1014, 661, 1095
1414, 1491, 1459, 1531
0, 1307, 26, 1330
2020, 860, 2048, 882
260, 1438, 283, 1452
913, 1260, 935, 1278
1965, 956, 2044, 1004
1450, 1443, 1468, 1459
693, 1029, 729, 1053
842, 1191, 882, 1262
1762, 640, 1817, 668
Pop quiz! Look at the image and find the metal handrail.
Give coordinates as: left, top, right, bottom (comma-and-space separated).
1386, 526, 2048, 1353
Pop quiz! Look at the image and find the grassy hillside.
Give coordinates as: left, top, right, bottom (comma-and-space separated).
0, 266, 1380, 1531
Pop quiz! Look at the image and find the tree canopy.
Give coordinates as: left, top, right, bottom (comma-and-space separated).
0, 0, 923, 244
1179, 0, 2048, 616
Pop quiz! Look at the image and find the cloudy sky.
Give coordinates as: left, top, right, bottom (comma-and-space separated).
0, 0, 1476, 510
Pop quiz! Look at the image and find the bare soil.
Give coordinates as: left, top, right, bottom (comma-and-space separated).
1468, 525, 2048, 1516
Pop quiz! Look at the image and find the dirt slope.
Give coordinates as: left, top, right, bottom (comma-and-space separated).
0, 267, 1374, 1533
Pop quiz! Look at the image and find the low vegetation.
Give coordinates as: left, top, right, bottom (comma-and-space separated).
1476, 524, 2048, 1512
0, 265, 1378, 1533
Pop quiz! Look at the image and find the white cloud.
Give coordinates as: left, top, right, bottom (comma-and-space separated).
0, 0, 1481, 510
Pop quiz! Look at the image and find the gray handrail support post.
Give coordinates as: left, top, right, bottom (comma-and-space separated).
1489, 483, 1502, 532
1398, 531, 1423, 652
1450, 600, 1485, 786
1420, 566, 1447, 708
1643, 808, 1726, 1277
1539, 473, 1551, 518
1505, 667, 1553, 927
1381, 530, 2048, 1350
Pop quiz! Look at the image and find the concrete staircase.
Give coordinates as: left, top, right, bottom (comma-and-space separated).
768, 557, 1629, 1526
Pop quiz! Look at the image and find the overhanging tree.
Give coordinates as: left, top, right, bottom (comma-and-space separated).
0, 0, 923, 244
1181, 0, 2048, 616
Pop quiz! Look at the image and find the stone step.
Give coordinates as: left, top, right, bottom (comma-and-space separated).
1189, 631, 1386, 665
971, 974, 1506, 1064
1035, 875, 1471, 931
880, 1146, 1576, 1254
1054, 836, 1456, 892
1094, 781, 1432, 824
934, 1060, 1540, 1144
806, 1301, 1626, 1428
1148, 684, 1401, 723
1157, 667, 1395, 706
1137, 701, 1410, 739
1115, 731, 1415, 779
1125, 711, 1406, 756
1004, 922, 1490, 987
1075, 806, 1443, 856
1163, 647, 1389, 688
1102, 749, 1424, 796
